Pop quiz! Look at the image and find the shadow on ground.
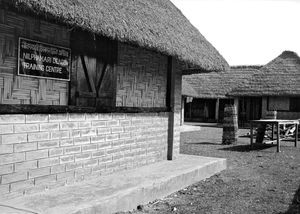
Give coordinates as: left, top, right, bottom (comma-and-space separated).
284, 184, 300, 214
187, 142, 221, 145
218, 144, 275, 152
184, 122, 222, 128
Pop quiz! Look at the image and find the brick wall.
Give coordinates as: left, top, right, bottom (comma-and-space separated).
0, 112, 169, 199
116, 43, 167, 107
0, 10, 69, 105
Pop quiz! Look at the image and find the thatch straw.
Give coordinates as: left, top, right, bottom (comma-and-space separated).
182, 78, 199, 98
4, 0, 229, 72
182, 66, 261, 98
229, 51, 300, 97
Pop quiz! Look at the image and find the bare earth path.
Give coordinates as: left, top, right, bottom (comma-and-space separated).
119, 125, 300, 214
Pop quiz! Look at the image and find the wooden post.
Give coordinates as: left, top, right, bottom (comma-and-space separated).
250, 121, 253, 149
167, 56, 175, 160
277, 122, 280, 152
234, 97, 239, 122
295, 123, 298, 148
215, 98, 219, 122
181, 97, 185, 125
189, 102, 192, 120
272, 124, 275, 144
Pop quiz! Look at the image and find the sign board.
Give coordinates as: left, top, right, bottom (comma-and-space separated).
18, 38, 71, 81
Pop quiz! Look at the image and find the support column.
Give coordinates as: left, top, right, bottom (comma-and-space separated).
234, 98, 239, 112
167, 57, 182, 160
167, 56, 175, 160
234, 97, 239, 123
215, 98, 220, 122
181, 97, 185, 125
189, 102, 192, 120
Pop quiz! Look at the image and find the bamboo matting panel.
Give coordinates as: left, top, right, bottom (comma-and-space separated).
0, 10, 69, 105
116, 44, 167, 108
268, 97, 290, 111
116, 65, 167, 107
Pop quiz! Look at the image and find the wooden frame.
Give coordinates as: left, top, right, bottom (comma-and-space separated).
0, 104, 169, 114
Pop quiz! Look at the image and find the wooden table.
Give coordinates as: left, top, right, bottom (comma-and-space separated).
250, 119, 299, 152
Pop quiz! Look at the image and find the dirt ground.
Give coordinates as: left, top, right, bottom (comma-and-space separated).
118, 124, 300, 214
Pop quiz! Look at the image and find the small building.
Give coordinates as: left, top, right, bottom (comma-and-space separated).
229, 51, 300, 122
0, 0, 228, 199
182, 66, 261, 123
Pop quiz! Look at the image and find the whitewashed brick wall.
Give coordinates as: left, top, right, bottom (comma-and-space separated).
0, 112, 169, 199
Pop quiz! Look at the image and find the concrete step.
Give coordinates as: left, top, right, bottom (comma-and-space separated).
180, 124, 201, 132
0, 154, 226, 214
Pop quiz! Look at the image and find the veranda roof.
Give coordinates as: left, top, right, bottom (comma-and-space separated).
229, 51, 300, 97
182, 78, 199, 98
5, 0, 229, 72
182, 66, 262, 98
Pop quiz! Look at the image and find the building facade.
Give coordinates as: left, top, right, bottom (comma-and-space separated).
230, 51, 300, 122
0, 1, 228, 199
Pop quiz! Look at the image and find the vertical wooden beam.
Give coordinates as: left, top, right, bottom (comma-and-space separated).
181, 97, 185, 125
295, 123, 298, 148
272, 124, 275, 144
250, 121, 253, 149
167, 56, 175, 160
215, 98, 220, 122
234, 97, 239, 125
277, 122, 280, 152
166, 57, 172, 109
189, 102, 192, 119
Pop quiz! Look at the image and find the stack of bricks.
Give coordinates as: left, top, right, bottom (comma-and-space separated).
0, 112, 168, 199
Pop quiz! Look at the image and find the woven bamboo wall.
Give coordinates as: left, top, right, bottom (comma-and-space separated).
116, 43, 167, 107
268, 97, 290, 111
0, 10, 69, 105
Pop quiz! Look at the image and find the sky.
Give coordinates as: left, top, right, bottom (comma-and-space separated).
170, 0, 300, 66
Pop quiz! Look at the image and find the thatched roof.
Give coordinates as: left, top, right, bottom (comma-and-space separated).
182, 78, 199, 98
5, 0, 229, 72
229, 51, 300, 97
182, 66, 262, 98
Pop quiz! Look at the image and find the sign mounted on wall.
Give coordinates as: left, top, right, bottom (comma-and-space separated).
18, 38, 71, 81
